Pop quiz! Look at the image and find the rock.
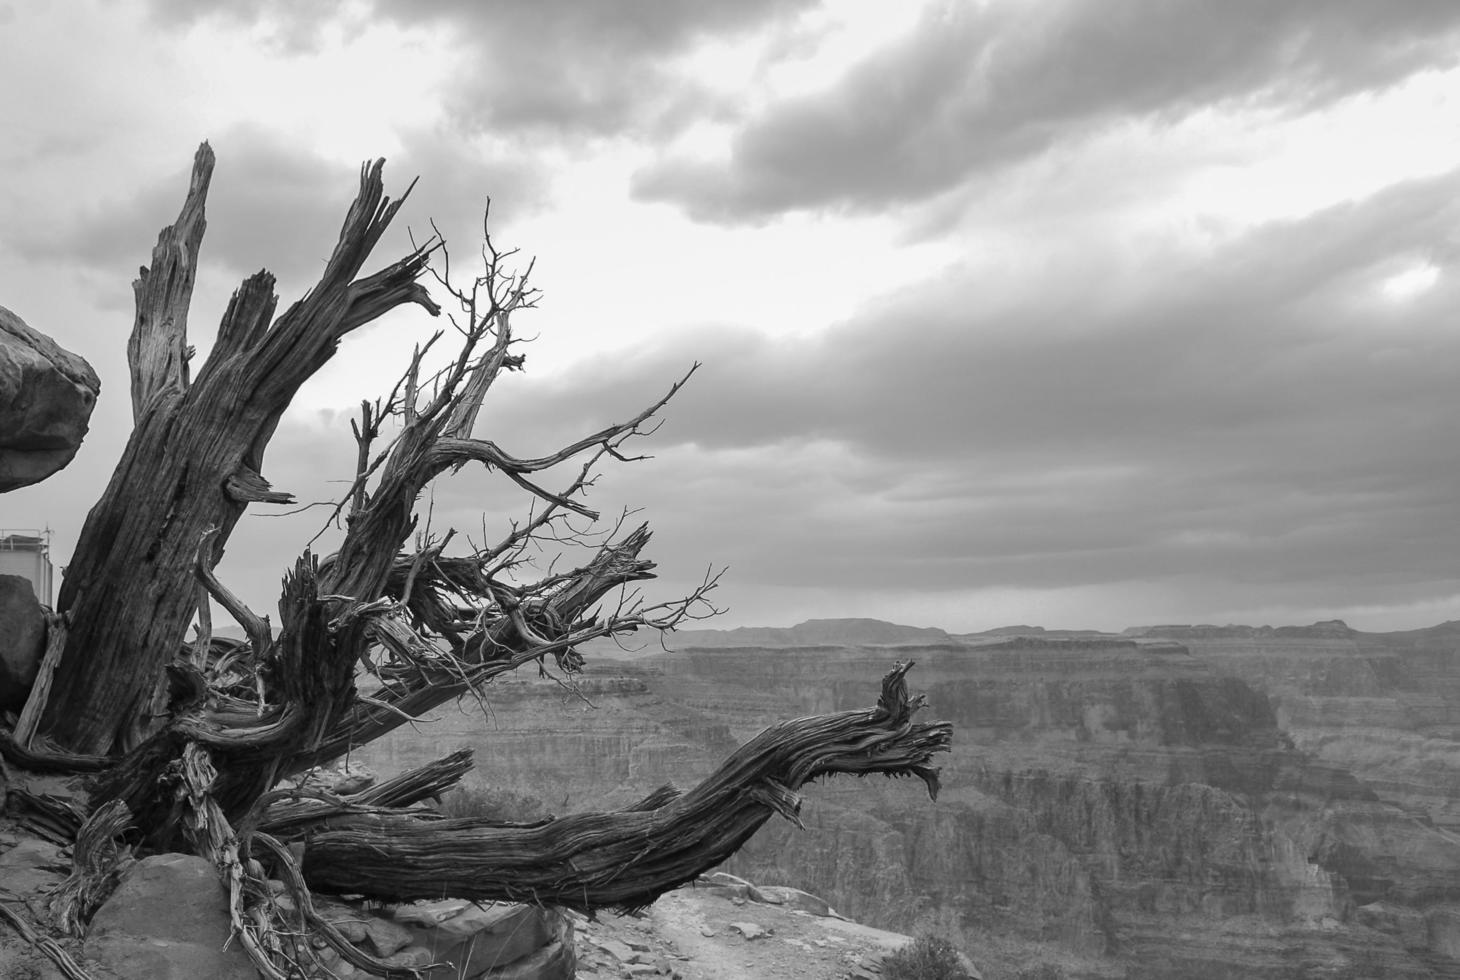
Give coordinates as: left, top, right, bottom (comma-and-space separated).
313, 895, 371, 944
0, 574, 46, 711
0, 837, 67, 913
377, 945, 434, 969
750, 885, 837, 917
1426, 905, 1460, 959
592, 935, 639, 963
360, 914, 415, 957
747, 884, 783, 904
0, 945, 65, 980
402, 902, 565, 978
729, 921, 770, 940
85, 852, 255, 980
0, 305, 99, 492
474, 927, 575, 980
390, 898, 472, 926
1355, 901, 1427, 948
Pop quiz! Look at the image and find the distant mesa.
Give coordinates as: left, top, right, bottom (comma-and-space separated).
1124, 619, 1358, 639
651, 617, 953, 650
583, 616, 1460, 660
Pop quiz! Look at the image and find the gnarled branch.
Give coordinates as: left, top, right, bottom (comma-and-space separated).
299, 663, 951, 911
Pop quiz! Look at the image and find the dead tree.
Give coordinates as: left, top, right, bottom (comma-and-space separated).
1, 145, 952, 979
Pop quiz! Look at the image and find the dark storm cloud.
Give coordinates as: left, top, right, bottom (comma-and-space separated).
634, 0, 1460, 221
145, 0, 817, 138
473, 170, 1460, 602
14, 124, 542, 307
126, 169, 1460, 624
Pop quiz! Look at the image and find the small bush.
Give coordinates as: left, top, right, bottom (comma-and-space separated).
882, 933, 968, 980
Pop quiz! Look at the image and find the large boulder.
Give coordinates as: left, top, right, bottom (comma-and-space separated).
0, 573, 46, 712
84, 853, 256, 980
0, 304, 99, 492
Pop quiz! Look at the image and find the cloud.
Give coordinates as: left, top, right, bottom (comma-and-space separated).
10, 122, 544, 320
459, 169, 1460, 617
144, 0, 816, 139
634, 0, 1460, 221
32, 169, 1460, 632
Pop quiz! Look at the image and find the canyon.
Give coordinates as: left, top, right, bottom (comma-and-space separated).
358, 618, 1460, 979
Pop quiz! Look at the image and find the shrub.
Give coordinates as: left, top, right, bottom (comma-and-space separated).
882, 933, 968, 980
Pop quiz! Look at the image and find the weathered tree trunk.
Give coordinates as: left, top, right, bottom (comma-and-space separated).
91, 536, 662, 849
34, 145, 438, 755
297, 662, 951, 911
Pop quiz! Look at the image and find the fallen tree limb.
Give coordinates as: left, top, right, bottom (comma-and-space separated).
300, 662, 951, 912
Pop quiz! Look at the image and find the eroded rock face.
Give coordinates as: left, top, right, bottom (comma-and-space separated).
358, 620, 1460, 979
0, 304, 99, 492
0, 573, 46, 712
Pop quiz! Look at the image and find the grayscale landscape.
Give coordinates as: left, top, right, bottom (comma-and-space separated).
5, 3, 1460, 980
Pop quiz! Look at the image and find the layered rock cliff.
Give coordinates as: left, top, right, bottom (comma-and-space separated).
359, 620, 1460, 979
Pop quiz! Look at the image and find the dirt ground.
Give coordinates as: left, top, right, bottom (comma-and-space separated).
575, 886, 917, 980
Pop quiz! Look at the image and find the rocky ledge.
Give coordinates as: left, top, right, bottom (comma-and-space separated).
0, 820, 965, 980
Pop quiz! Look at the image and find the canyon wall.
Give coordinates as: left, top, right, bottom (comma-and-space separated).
358, 620, 1460, 979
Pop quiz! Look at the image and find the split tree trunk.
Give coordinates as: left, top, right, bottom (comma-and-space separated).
14, 143, 706, 853
35, 145, 437, 755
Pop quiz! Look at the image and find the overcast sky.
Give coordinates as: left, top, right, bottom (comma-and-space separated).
4, 0, 1460, 634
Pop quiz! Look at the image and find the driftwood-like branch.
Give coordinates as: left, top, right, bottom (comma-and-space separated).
300, 663, 951, 912
47, 800, 135, 937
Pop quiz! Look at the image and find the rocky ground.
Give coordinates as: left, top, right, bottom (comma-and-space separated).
574, 874, 964, 980
356, 619, 1460, 978
0, 773, 963, 980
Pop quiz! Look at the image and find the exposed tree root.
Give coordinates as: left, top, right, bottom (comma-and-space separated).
47, 800, 135, 937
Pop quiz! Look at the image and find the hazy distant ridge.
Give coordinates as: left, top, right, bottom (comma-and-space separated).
661, 617, 952, 649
